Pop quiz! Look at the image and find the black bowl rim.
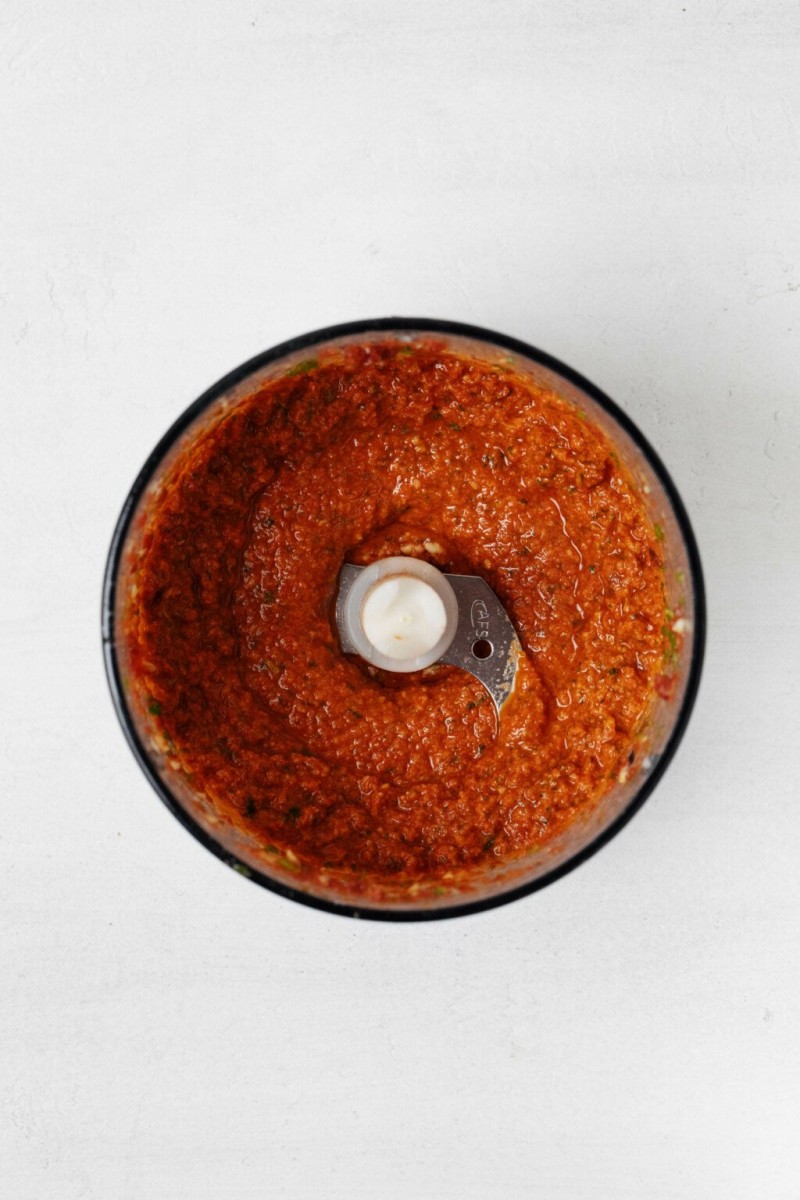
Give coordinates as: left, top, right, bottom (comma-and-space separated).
102, 316, 706, 922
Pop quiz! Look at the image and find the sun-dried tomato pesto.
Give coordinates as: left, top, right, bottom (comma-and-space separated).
127, 340, 667, 891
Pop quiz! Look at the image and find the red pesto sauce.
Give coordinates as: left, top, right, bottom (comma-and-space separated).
126, 340, 672, 895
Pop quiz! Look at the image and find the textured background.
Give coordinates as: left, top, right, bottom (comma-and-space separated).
3, 1, 799, 1196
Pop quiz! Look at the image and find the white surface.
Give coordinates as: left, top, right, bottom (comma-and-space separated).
3, 1, 799, 1196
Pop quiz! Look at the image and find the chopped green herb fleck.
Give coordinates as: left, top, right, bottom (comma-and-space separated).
447, 421, 462, 431
285, 358, 318, 376
348, 708, 364, 720
654, 522, 665, 542
483, 837, 495, 852
662, 624, 679, 661
262, 589, 276, 605
231, 862, 251, 878
217, 738, 235, 762
148, 699, 162, 716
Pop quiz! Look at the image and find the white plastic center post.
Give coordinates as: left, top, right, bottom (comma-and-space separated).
340, 556, 459, 673
363, 575, 446, 660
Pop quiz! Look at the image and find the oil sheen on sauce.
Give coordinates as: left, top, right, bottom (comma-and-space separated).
125, 340, 668, 897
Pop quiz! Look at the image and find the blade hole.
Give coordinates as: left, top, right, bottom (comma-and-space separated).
472, 638, 493, 660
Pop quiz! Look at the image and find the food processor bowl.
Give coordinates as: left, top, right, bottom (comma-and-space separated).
102, 318, 705, 920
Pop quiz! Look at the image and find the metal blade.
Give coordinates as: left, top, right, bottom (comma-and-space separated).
335, 562, 521, 715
